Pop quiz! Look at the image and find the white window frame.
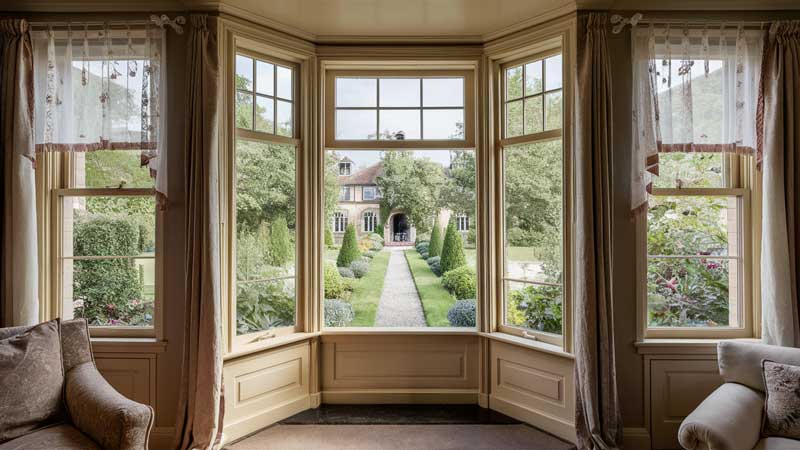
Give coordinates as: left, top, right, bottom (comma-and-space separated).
339, 162, 351, 176
363, 210, 378, 233
363, 186, 377, 201
333, 211, 348, 233
340, 186, 352, 201
456, 214, 469, 232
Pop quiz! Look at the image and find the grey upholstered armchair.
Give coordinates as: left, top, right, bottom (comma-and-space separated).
0, 319, 153, 450
679, 341, 800, 450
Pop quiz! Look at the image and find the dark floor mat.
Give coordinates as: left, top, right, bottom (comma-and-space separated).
279, 404, 521, 425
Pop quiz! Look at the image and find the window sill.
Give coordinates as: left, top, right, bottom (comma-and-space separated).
90, 338, 167, 354
480, 331, 573, 360
635, 337, 760, 355
224, 332, 317, 361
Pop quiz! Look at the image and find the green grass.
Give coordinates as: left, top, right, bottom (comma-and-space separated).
325, 248, 340, 263
347, 250, 390, 326
404, 249, 456, 327
464, 247, 544, 267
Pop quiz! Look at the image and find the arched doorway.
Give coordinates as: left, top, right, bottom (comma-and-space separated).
392, 213, 410, 243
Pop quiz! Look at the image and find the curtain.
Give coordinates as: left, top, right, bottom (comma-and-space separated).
574, 13, 623, 450
758, 21, 800, 347
0, 19, 38, 326
173, 14, 223, 450
30, 23, 167, 199
631, 25, 763, 213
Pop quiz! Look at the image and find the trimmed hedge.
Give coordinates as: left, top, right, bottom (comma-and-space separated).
441, 265, 476, 300
447, 299, 476, 327
324, 299, 354, 327
428, 216, 442, 257
337, 223, 361, 267
440, 219, 466, 274
426, 256, 442, 277
349, 260, 369, 278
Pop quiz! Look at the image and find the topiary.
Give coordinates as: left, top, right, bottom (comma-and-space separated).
267, 216, 292, 267
338, 267, 355, 278
362, 250, 376, 259
440, 219, 467, 274
324, 263, 347, 298
426, 256, 442, 277
324, 299, 354, 327
325, 225, 335, 248
416, 241, 430, 255
350, 260, 369, 278
336, 223, 361, 267
420, 250, 429, 260
428, 216, 443, 257
447, 299, 476, 327
442, 265, 477, 300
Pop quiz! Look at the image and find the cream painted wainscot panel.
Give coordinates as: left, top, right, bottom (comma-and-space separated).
320, 333, 480, 404
222, 341, 312, 444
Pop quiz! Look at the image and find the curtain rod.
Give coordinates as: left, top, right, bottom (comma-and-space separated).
28, 15, 185, 34
610, 13, 770, 33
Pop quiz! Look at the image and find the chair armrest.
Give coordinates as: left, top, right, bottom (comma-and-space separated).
678, 383, 764, 450
65, 362, 154, 450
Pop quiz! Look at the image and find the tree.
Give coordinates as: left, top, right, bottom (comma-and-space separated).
428, 216, 443, 257
336, 224, 360, 267
324, 151, 341, 225
235, 140, 296, 233
268, 217, 292, 267
325, 225, 335, 248
441, 150, 476, 219
376, 151, 447, 234
440, 219, 467, 274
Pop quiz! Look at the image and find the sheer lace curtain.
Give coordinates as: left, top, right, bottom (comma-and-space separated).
31, 24, 167, 198
631, 24, 764, 213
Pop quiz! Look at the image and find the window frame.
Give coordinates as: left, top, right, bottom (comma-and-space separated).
363, 210, 378, 233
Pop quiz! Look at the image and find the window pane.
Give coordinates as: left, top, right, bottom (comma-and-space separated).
277, 100, 293, 137
255, 96, 275, 134
525, 60, 543, 95
423, 109, 464, 140
336, 78, 377, 107
505, 100, 523, 138
235, 91, 253, 129
324, 150, 476, 328
277, 66, 293, 100
524, 96, 543, 135
647, 195, 738, 257
506, 66, 523, 100
544, 91, 562, 131
235, 54, 253, 91
505, 280, 562, 334
423, 78, 464, 107
654, 152, 724, 189
379, 109, 421, 140
256, 60, 274, 96
74, 151, 154, 189
336, 109, 377, 140
545, 54, 562, 91
61, 195, 156, 327
235, 139, 297, 334
379, 78, 420, 107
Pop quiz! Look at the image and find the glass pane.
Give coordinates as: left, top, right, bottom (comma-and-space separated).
324, 150, 477, 328
423, 78, 464, 107
235, 54, 253, 91
277, 66, 292, 100
423, 109, 464, 140
379, 109, 421, 140
524, 96, 543, 135
74, 151, 153, 189
647, 195, 738, 257
336, 109, 377, 140
506, 66, 523, 100
235, 139, 297, 334
654, 153, 724, 189
379, 78, 420, 107
505, 280, 562, 334
277, 100, 293, 137
525, 60, 543, 95
648, 257, 737, 328
256, 60, 274, 96
656, 59, 724, 144
504, 141, 563, 284
505, 100, 523, 138
235, 91, 253, 129
336, 78, 377, 107
65, 195, 155, 258
545, 54, 562, 91
255, 96, 275, 134
545, 91, 562, 131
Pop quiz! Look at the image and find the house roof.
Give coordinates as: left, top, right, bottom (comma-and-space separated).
340, 162, 382, 185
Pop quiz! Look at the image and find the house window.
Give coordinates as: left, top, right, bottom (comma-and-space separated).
235, 53, 294, 137
340, 186, 351, 201
333, 211, 348, 233
339, 162, 351, 175
363, 211, 378, 232
455, 214, 469, 232
500, 50, 568, 346
363, 186, 377, 201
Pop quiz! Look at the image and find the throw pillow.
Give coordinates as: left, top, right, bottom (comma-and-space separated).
762, 359, 800, 440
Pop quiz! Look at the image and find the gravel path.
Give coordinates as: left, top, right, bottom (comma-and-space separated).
374, 247, 426, 327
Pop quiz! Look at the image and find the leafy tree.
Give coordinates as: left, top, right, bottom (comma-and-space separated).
376, 151, 446, 234
235, 140, 296, 233
268, 216, 293, 267
442, 150, 476, 219
325, 151, 341, 225
336, 224, 360, 267
428, 216, 443, 257
440, 219, 467, 274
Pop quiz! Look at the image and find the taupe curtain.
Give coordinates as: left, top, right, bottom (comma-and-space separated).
0, 19, 38, 327
173, 14, 224, 450
758, 21, 800, 347
574, 13, 623, 450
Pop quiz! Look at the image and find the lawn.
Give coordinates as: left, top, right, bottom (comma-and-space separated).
464, 246, 543, 266
404, 249, 456, 327
346, 249, 390, 326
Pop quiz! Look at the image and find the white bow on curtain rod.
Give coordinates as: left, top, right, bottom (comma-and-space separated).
30, 18, 178, 201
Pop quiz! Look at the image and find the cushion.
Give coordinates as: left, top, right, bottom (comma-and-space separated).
754, 437, 800, 450
0, 319, 66, 444
0, 424, 101, 450
762, 360, 800, 440
718, 341, 800, 392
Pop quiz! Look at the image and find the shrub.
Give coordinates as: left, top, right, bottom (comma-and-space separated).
442, 265, 477, 300
337, 224, 361, 267
324, 299, 354, 327
420, 250, 429, 260
350, 260, 369, 278
368, 233, 384, 244
426, 256, 442, 276
324, 263, 347, 298
267, 216, 292, 267
447, 299, 476, 327
338, 267, 355, 278
466, 227, 476, 246
428, 216, 443, 257
325, 225, 334, 248
508, 284, 562, 334
358, 236, 375, 252
362, 251, 376, 259
237, 281, 294, 334
416, 241, 430, 255
440, 219, 467, 274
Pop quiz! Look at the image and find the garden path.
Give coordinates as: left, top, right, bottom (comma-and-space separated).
374, 246, 426, 327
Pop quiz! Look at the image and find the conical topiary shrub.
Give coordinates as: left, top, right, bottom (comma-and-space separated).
325, 225, 334, 248
336, 223, 361, 267
428, 215, 443, 258
268, 217, 292, 267
440, 219, 467, 274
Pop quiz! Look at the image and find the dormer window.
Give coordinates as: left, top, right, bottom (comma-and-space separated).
339, 162, 351, 175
